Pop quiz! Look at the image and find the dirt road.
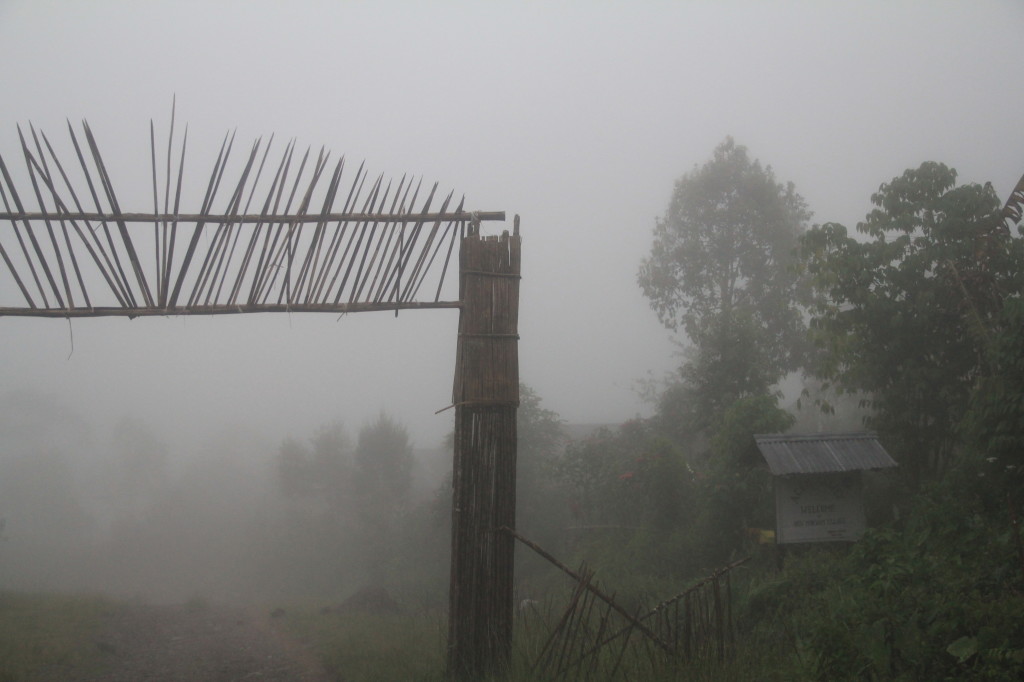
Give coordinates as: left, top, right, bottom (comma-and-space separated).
40, 603, 333, 682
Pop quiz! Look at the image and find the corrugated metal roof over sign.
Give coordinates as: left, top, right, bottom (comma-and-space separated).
754, 432, 898, 476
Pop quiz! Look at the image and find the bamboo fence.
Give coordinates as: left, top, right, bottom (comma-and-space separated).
505, 527, 749, 681
0, 110, 503, 317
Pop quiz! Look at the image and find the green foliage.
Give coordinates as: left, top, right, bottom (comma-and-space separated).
639, 139, 811, 492
690, 396, 795, 566
550, 418, 713, 586
741, 470, 1024, 681
557, 420, 693, 533
962, 298, 1024, 508
800, 162, 1023, 483
555, 395, 795, 579
711, 395, 795, 473
678, 312, 785, 433
515, 383, 568, 540
517, 383, 565, 459
638, 137, 810, 383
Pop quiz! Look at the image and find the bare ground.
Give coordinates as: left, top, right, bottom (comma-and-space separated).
40, 603, 334, 682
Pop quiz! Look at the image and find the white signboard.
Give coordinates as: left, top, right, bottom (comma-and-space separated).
775, 472, 865, 544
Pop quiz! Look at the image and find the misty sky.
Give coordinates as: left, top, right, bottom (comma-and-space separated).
1, 0, 1022, 452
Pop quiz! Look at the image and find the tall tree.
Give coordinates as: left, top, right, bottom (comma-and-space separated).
275, 421, 353, 514
800, 162, 1024, 482
515, 384, 565, 538
353, 412, 413, 509
352, 412, 414, 577
638, 137, 810, 432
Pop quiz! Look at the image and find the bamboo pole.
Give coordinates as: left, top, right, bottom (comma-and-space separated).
0, 300, 460, 318
447, 224, 520, 681
161, 121, 188, 307
0, 210, 506, 224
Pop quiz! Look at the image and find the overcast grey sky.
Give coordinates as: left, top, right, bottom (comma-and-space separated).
1, 0, 1022, 452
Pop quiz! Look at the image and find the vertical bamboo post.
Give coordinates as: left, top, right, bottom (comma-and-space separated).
447, 216, 521, 680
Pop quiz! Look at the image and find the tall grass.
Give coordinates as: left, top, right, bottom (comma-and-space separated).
0, 591, 110, 682
280, 607, 448, 682
276, 588, 778, 682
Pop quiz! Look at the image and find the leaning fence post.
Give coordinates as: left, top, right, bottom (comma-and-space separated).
447, 217, 521, 680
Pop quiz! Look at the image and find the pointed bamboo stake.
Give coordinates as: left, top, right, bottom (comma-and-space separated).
150, 120, 161, 300
248, 138, 295, 303
371, 176, 423, 304
158, 99, 177, 305
333, 173, 384, 304
306, 159, 357, 304
317, 160, 368, 303
227, 135, 276, 305
289, 149, 337, 301
433, 196, 466, 302
353, 174, 406, 304
185, 130, 242, 307
260, 142, 313, 305
28, 124, 88, 308
11, 128, 65, 307
401, 189, 455, 303
161, 123, 188, 307
411, 195, 463, 304
0, 155, 55, 306
195, 138, 266, 306
82, 120, 154, 307
27, 130, 94, 309
0, 170, 37, 306
210, 138, 267, 304
168, 129, 232, 307
66, 122, 136, 306
46, 124, 128, 307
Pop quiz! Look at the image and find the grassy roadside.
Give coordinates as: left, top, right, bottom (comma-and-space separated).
273, 600, 773, 682
0, 589, 781, 681
278, 606, 448, 682
0, 591, 111, 682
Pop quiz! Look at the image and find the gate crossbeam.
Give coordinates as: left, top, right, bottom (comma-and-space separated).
0, 300, 463, 318
0, 116, 503, 318
0, 211, 507, 224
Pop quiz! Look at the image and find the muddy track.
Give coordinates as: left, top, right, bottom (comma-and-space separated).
41, 603, 334, 682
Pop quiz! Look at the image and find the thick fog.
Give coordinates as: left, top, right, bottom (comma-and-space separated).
1, 1, 1022, 602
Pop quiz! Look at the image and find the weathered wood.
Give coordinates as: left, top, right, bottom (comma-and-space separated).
0, 210, 506, 223
0, 119, 505, 316
0, 300, 460, 318
448, 226, 520, 680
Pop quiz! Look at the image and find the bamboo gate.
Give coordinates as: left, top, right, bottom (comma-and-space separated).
0, 115, 519, 679
514, 531, 749, 681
